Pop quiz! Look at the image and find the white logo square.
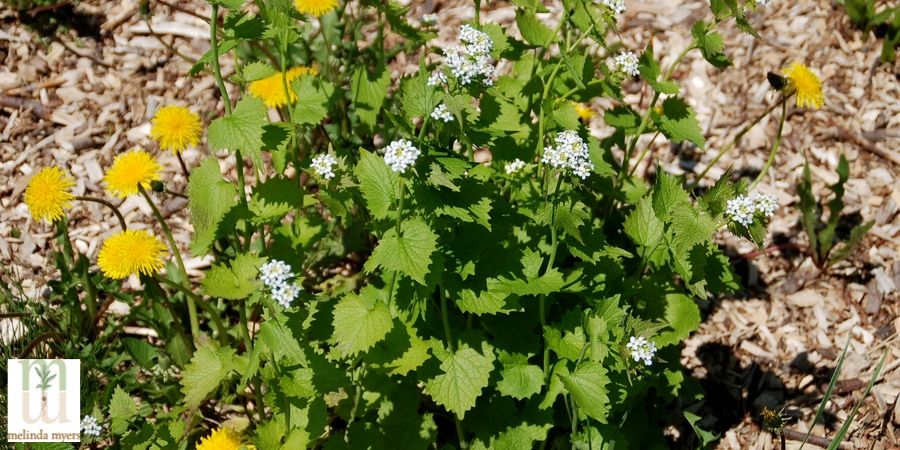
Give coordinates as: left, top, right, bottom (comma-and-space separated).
6, 359, 81, 442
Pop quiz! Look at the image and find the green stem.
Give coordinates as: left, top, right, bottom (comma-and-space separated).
749, 98, 787, 191
80, 257, 98, 323
439, 282, 466, 449
455, 418, 469, 450
148, 276, 194, 356
620, 43, 696, 179
628, 131, 661, 177
139, 185, 200, 345
56, 216, 74, 268
239, 298, 266, 420
154, 275, 227, 346
209, 3, 232, 115
539, 174, 564, 379
689, 94, 789, 189
279, 42, 295, 124
439, 285, 455, 351
75, 196, 127, 231
386, 178, 406, 307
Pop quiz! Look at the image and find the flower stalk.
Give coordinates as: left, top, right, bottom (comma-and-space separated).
139, 185, 200, 346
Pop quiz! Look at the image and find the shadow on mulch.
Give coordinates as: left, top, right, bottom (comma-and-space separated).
14, 3, 103, 40
669, 343, 845, 448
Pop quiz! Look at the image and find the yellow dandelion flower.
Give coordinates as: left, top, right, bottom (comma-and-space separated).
294, 0, 337, 17
196, 427, 255, 450
24, 167, 75, 223
97, 230, 168, 279
573, 102, 594, 121
150, 105, 202, 153
104, 150, 162, 198
248, 66, 318, 108
784, 63, 824, 109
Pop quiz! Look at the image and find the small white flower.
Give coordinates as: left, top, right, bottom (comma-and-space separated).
752, 193, 778, 218
421, 13, 438, 26
383, 139, 422, 173
504, 159, 526, 174
541, 131, 594, 179
614, 51, 640, 77
310, 154, 338, 180
754, 0, 773, 6
439, 24, 496, 86
427, 71, 448, 87
260, 259, 293, 289
430, 103, 454, 123
272, 282, 301, 308
598, 0, 625, 15
726, 195, 756, 227
80, 415, 102, 437
626, 336, 657, 367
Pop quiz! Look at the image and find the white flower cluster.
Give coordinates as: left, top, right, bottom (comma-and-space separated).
505, 159, 526, 174
260, 259, 300, 308
443, 24, 496, 86
626, 336, 657, 366
726, 193, 778, 227
541, 131, 594, 179
427, 71, 448, 87
614, 51, 640, 77
421, 13, 438, 26
310, 154, 337, 180
383, 139, 421, 173
81, 415, 102, 437
431, 103, 454, 123
598, 0, 625, 15
755, 0, 773, 6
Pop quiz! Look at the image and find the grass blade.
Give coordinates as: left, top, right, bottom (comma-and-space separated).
826, 349, 888, 450
799, 338, 850, 450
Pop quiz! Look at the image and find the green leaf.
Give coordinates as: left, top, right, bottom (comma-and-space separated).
798, 160, 821, 260
639, 46, 680, 94
657, 97, 705, 148
401, 64, 440, 122
292, 76, 333, 125
684, 411, 719, 448
828, 220, 874, 265
550, 101, 580, 130
356, 149, 401, 220
369, 326, 433, 376
211, 0, 244, 9
181, 345, 236, 409
425, 342, 495, 418
248, 177, 303, 223
656, 293, 701, 347
652, 171, 690, 222
124, 338, 157, 369
352, 66, 391, 130
496, 352, 544, 400
258, 314, 306, 365
109, 385, 137, 434
624, 198, 664, 248
188, 158, 237, 256
669, 205, 717, 254
202, 253, 265, 300
604, 105, 642, 132
516, 10, 554, 46
692, 21, 731, 68
208, 97, 268, 167
559, 361, 610, 423
243, 61, 277, 81
332, 286, 394, 357
700, 171, 736, 217
365, 217, 438, 285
